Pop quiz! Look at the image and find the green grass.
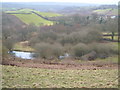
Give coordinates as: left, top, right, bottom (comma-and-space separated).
2, 65, 118, 88
106, 42, 118, 50
103, 36, 118, 40
12, 13, 54, 26
6, 9, 32, 14
102, 32, 119, 41
6, 9, 62, 17
34, 11, 62, 17
93, 9, 111, 14
97, 56, 118, 63
5, 9, 36, 13
102, 32, 118, 35
13, 42, 34, 52
5, 9, 63, 26
93, 9, 118, 15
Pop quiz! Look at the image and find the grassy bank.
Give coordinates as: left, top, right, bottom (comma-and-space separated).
13, 42, 34, 52
12, 13, 54, 26
2, 65, 118, 88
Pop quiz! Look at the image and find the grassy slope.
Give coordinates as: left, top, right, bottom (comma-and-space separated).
2, 65, 118, 88
6, 9, 62, 26
6, 9, 61, 17
12, 13, 54, 26
34, 11, 62, 17
93, 9, 118, 15
6, 9, 32, 13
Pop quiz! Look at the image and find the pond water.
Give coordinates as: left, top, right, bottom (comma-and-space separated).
10, 51, 70, 60
10, 51, 34, 59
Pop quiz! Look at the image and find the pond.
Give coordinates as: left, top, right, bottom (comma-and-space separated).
9, 51, 70, 60
10, 51, 34, 59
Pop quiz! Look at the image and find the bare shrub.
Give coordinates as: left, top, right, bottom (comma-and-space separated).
89, 43, 117, 58
2, 46, 8, 57
72, 43, 91, 58
34, 43, 63, 59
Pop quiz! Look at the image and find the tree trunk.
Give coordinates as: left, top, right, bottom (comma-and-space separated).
111, 32, 114, 41
118, 32, 120, 42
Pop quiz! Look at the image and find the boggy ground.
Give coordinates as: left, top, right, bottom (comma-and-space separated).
2, 56, 118, 70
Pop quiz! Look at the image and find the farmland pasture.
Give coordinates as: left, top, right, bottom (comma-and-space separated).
34, 11, 62, 17
6, 9, 32, 14
2, 65, 118, 88
12, 13, 54, 26
6, 9, 62, 17
5, 9, 62, 26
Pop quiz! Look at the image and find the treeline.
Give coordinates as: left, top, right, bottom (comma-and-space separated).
2, 13, 118, 60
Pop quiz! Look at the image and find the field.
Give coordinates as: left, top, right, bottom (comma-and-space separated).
2, 65, 118, 88
34, 11, 62, 17
93, 9, 118, 15
12, 13, 54, 26
5, 9, 33, 13
5, 9, 62, 26
6, 9, 61, 17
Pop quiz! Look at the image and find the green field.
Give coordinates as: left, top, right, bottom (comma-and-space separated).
93, 9, 118, 15
34, 11, 62, 17
6, 9, 33, 13
2, 65, 118, 88
5, 9, 62, 26
6, 9, 61, 17
12, 13, 54, 26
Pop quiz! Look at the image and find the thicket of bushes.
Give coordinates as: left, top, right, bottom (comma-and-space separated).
72, 43, 118, 59
29, 26, 118, 60
72, 43, 90, 57
33, 43, 63, 59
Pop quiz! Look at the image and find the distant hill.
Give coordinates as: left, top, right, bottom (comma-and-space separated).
5, 9, 62, 26
93, 9, 118, 16
2, 2, 99, 12
94, 5, 118, 10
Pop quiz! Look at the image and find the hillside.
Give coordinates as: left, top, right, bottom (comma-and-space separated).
5, 9, 62, 26
2, 12, 25, 27
93, 9, 118, 16
12, 13, 54, 26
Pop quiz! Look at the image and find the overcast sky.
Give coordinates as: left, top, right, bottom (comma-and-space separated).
2, 0, 119, 5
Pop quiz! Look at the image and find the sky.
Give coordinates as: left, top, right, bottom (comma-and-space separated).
2, 0, 119, 5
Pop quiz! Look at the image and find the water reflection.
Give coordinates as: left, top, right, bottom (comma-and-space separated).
11, 51, 34, 59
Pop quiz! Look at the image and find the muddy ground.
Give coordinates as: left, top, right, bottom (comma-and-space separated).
2, 57, 118, 70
